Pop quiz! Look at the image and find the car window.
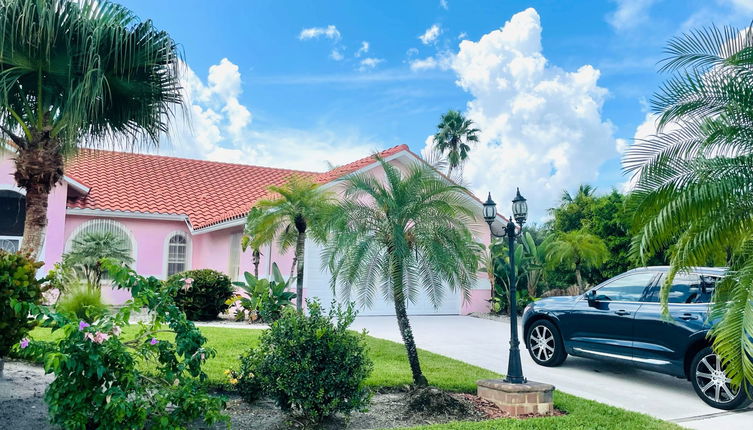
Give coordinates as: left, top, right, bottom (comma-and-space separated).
645, 274, 717, 304
594, 272, 656, 302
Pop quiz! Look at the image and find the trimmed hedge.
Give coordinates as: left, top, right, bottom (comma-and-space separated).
167, 269, 234, 321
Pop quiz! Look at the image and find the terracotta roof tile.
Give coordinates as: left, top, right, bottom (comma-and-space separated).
65, 145, 410, 229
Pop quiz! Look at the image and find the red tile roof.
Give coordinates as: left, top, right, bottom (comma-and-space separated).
65, 144, 409, 229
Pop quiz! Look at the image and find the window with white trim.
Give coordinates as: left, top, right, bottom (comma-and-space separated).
167, 234, 188, 276
228, 233, 242, 281
66, 219, 134, 259
0, 190, 25, 252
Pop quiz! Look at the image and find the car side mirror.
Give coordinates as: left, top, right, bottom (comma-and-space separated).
586, 290, 597, 305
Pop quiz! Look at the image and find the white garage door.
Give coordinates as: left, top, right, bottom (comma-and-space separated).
303, 240, 461, 316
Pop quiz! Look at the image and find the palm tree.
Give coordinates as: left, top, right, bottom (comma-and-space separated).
546, 230, 609, 292
323, 157, 480, 386
559, 185, 596, 205
432, 110, 480, 176
0, 0, 183, 259
625, 24, 753, 388
241, 208, 264, 278
63, 231, 133, 288
244, 176, 333, 311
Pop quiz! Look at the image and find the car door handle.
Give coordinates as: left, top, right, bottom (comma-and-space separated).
614, 309, 630, 316
678, 313, 699, 321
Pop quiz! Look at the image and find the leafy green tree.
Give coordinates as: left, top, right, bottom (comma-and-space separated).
244, 176, 333, 311
63, 231, 134, 289
546, 230, 609, 292
432, 110, 480, 176
323, 157, 480, 386
0, 0, 183, 259
625, 24, 753, 388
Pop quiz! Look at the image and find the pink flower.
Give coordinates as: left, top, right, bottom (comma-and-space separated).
111, 326, 121, 336
93, 332, 110, 344
78, 321, 90, 331
19, 338, 30, 349
84, 332, 95, 342
150, 337, 159, 345
200, 353, 205, 360
181, 277, 194, 292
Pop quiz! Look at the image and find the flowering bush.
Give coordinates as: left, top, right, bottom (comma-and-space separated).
235, 300, 372, 424
167, 269, 234, 320
14, 262, 227, 430
0, 251, 43, 359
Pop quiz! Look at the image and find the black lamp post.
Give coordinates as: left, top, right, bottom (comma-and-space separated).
483, 188, 528, 384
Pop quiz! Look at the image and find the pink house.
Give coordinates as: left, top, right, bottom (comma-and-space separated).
0, 145, 495, 315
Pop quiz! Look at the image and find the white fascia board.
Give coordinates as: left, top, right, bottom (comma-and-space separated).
191, 217, 245, 235
63, 176, 90, 195
66, 208, 188, 222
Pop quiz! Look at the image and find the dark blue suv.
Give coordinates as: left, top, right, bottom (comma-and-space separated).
522, 266, 752, 410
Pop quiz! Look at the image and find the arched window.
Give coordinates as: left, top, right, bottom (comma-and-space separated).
166, 233, 190, 276
66, 219, 135, 259
0, 189, 26, 252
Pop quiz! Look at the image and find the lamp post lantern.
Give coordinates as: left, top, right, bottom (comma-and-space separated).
482, 188, 527, 384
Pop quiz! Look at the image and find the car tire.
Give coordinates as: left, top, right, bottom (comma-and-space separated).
690, 347, 753, 410
525, 319, 567, 367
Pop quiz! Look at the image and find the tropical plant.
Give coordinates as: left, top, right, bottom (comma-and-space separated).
167, 269, 234, 321
0, 0, 183, 259
241, 207, 264, 278
323, 157, 480, 386
236, 300, 372, 424
14, 262, 227, 429
62, 231, 133, 289
55, 282, 108, 322
244, 175, 333, 311
624, 24, 753, 389
546, 230, 609, 292
0, 251, 42, 375
432, 110, 480, 176
227, 263, 296, 323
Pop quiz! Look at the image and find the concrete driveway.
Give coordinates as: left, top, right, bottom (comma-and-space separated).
351, 315, 753, 430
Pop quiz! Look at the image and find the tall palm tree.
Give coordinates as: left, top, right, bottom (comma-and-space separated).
0, 0, 183, 259
63, 231, 133, 289
323, 157, 480, 386
432, 110, 480, 176
625, 24, 753, 388
244, 176, 333, 311
241, 208, 263, 278
546, 230, 609, 292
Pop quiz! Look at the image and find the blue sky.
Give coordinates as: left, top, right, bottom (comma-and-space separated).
120, 0, 753, 219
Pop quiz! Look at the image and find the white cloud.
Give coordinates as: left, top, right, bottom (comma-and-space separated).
458, 32, 468, 40
330, 48, 344, 61
439, 0, 449, 10
164, 58, 378, 172
410, 57, 438, 71
355, 41, 369, 57
430, 8, 617, 220
607, 0, 658, 31
406, 47, 419, 57
298, 25, 341, 41
419, 24, 442, 45
358, 57, 384, 72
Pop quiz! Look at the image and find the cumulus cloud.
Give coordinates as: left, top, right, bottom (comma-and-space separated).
439, 0, 448, 10
419, 24, 441, 44
358, 57, 384, 72
429, 8, 617, 220
165, 58, 377, 171
330, 48, 344, 61
299, 25, 341, 41
355, 41, 369, 57
409, 51, 452, 71
607, 0, 658, 31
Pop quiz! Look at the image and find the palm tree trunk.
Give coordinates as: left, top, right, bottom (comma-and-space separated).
252, 249, 260, 278
390, 254, 428, 387
294, 231, 306, 311
14, 137, 64, 261
575, 266, 585, 293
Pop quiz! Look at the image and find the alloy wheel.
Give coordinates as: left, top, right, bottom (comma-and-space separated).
695, 353, 739, 404
529, 325, 555, 362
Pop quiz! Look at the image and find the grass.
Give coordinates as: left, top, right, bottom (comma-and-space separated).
25, 325, 680, 429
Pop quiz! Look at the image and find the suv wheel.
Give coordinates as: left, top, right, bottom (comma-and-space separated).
526, 319, 567, 367
690, 347, 752, 410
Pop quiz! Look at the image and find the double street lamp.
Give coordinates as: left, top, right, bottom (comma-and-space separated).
482, 188, 528, 384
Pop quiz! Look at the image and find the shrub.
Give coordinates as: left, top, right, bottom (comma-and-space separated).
167, 269, 234, 320
14, 263, 227, 429
55, 283, 109, 322
226, 352, 263, 403
228, 263, 296, 323
0, 251, 43, 358
237, 299, 372, 424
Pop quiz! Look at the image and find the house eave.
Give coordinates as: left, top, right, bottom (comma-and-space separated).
66, 208, 189, 222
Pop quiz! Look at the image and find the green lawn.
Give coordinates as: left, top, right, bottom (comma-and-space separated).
26, 325, 680, 430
